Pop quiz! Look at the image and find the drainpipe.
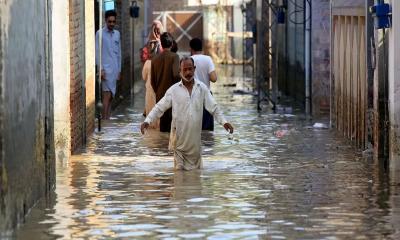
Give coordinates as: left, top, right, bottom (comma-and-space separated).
366, 0, 374, 147
130, 4, 134, 104
97, 0, 103, 131
256, 0, 262, 110
305, 0, 311, 118
329, 0, 333, 127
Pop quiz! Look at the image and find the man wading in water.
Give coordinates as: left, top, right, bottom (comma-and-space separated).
141, 56, 234, 170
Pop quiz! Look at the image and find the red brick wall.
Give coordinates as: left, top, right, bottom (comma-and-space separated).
69, 0, 85, 153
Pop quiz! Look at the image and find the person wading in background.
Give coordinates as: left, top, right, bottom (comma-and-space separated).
190, 38, 217, 131
142, 45, 159, 129
95, 10, 121, 120
151, 32, 180, 132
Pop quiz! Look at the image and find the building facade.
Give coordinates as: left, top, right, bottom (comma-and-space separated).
0, 0, 144, 231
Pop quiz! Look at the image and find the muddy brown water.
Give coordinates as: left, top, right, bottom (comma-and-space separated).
8, 65, 400, 239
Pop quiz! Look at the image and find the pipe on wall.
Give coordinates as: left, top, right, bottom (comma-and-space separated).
305, 0, 311, 117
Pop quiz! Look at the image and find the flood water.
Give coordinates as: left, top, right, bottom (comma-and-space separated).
10, 65, 400, 239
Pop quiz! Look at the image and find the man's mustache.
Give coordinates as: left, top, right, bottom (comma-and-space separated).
181, 73, 193, 82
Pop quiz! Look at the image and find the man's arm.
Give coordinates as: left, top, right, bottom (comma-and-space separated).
208, 57, 217, 83
204, 89, 226, 124
209, 71, 217, 83
142, 60, 150, 81
141, 90, 173, 134
117, 32, 122, 80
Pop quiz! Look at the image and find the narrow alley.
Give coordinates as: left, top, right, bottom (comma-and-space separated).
12, 66, 400, 239
2, 0, 400, 239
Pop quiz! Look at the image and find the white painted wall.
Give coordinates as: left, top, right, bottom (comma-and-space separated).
85, 1, 95, 135
233, 5, 244, 59
388, 0, 400, 182
52, 0, 71, 162
188, 0, 249, 6
388, 0, 400, 231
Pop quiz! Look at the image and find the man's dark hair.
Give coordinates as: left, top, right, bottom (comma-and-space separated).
171, 40, 178, 53
105, 10, 117, 19
180, 56, 194, 66
160, 32, 173, 49
189, 38, 202, 51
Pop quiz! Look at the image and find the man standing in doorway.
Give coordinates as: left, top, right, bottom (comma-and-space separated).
141, 56, 234, 170
95, 10, 121, 120
190, 38, 217, 131
151, 32, 180, 132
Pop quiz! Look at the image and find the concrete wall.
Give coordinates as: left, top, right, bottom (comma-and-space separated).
232, 5, 243, 60
53, 1, 71, 162
0, 0, 55, 230
311, 0, 331, 117
331, 0, 365, 8
388, 0, 400, 182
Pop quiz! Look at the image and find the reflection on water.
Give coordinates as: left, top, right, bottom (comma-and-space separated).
10, 65, 400, 239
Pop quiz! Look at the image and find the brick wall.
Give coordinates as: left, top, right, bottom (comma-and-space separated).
69, 0, 85, 153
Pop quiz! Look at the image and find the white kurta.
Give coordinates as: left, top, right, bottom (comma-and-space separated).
95, 27, 121, 96
144, 79, 227, 170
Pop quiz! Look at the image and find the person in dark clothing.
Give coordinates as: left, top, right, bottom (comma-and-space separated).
151, 32, 180, 132
190, 38, 217, 131
171, 40, 178, 53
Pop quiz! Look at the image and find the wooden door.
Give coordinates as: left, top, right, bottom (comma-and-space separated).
153, 11, 203, 55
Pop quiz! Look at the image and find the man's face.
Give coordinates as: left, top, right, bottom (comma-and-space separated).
106, 16, 116, 31
180, 59, 195, 82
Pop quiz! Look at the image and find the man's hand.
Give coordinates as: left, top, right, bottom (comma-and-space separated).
223, 123, 234, 134
101, 70, 105, 81
117, 73, 121, 81
140, 122, 149, 134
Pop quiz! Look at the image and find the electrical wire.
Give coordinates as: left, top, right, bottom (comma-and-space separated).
288, 0, 304, 10
287, 0, 311, 25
